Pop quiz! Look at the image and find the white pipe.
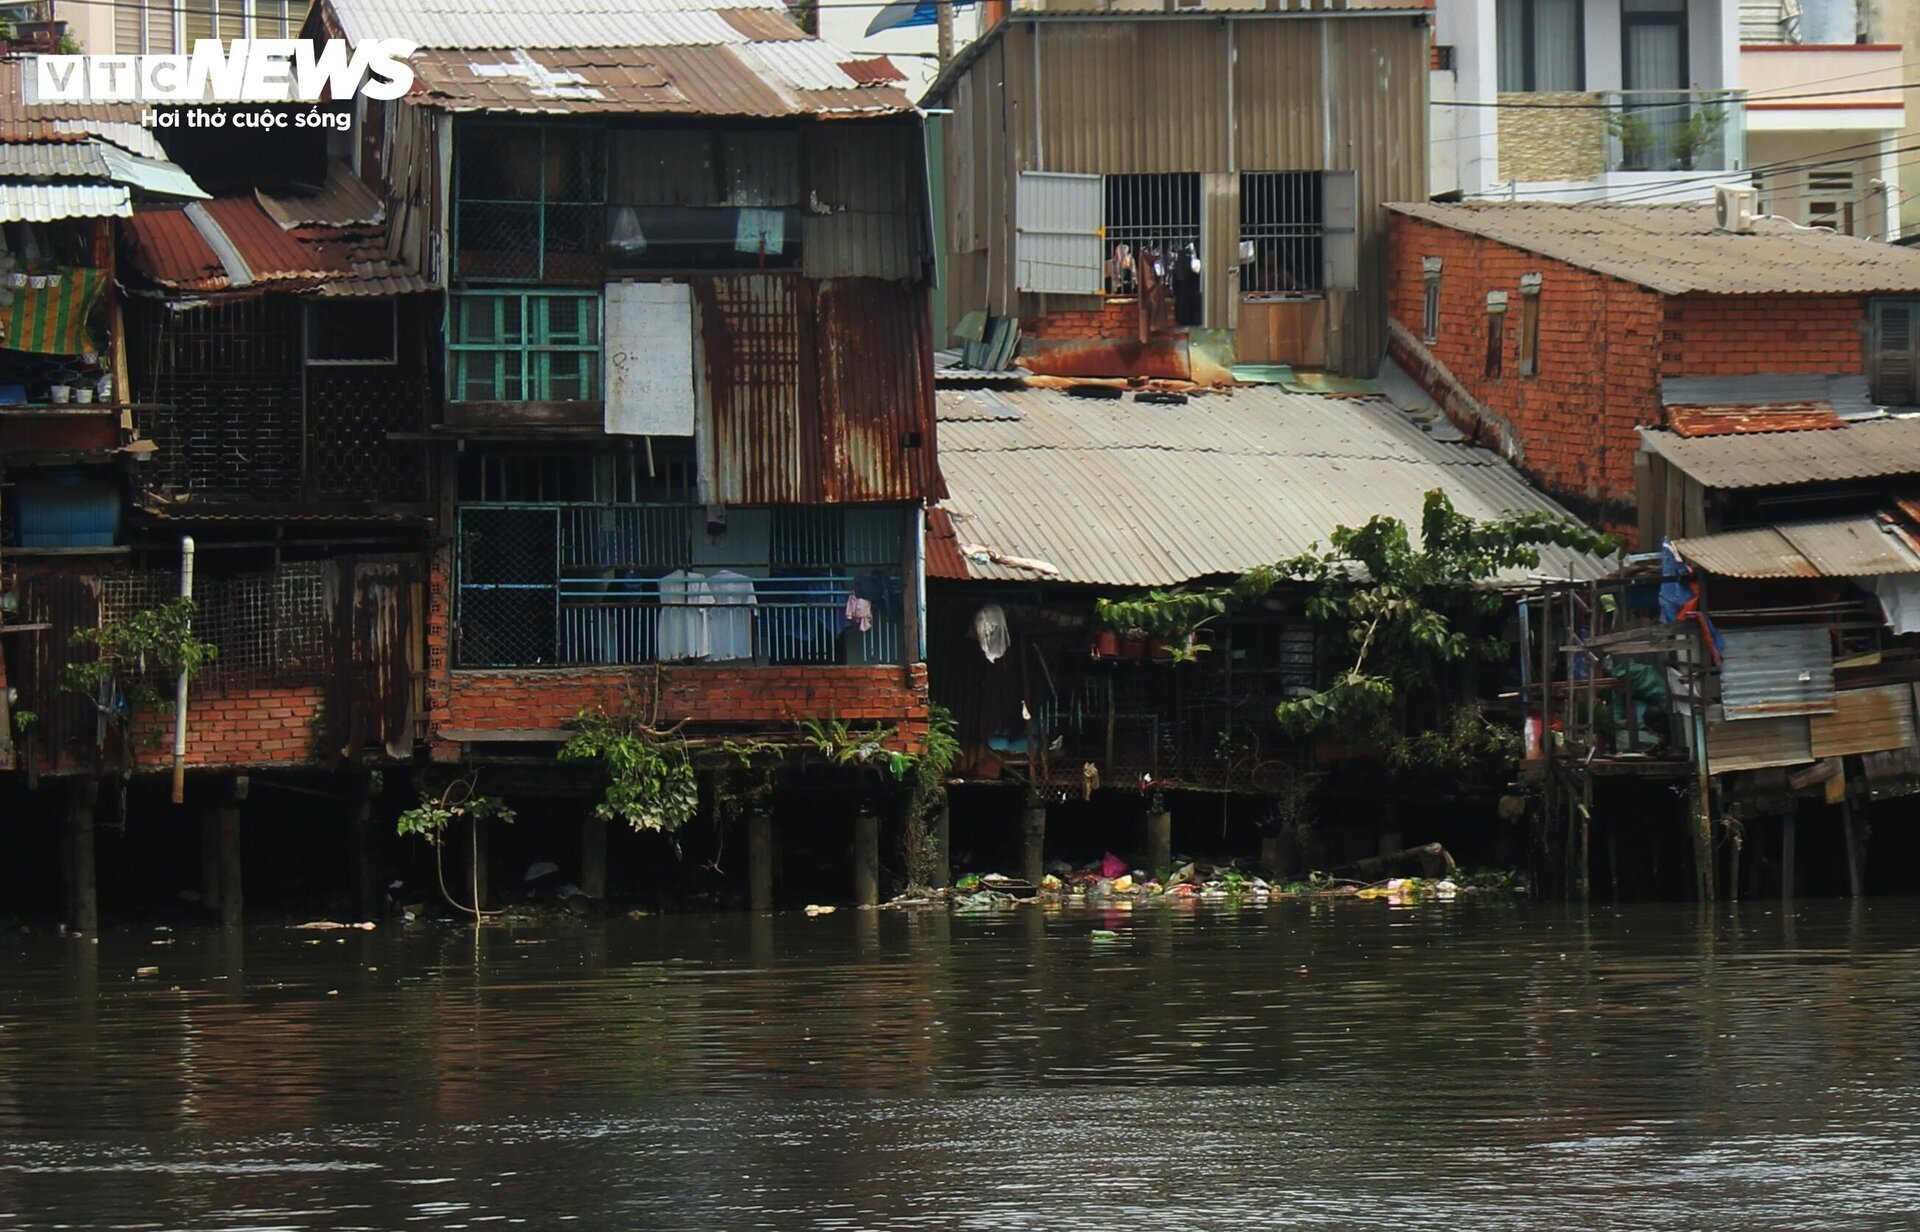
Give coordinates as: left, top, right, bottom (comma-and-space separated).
170, 535, 194, 805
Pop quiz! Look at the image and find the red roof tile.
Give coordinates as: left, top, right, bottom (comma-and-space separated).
1667, 403, 1847, 438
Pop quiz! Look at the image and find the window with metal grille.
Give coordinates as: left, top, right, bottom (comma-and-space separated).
1870, 299, 1919, 406
1422, 257, 1443, 342
1239, 172, 1324, 298
605, 129, 802, 271
454, 122, 605, 281
1103, 173, 1202, 324
1485, 291, 1508, 379
306, 300, 396, 365
449, 289, 601, 403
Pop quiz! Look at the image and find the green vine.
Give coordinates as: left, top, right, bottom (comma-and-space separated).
63, 596, 219, 716
395, 780, 517, 843
560, 704, 700, 834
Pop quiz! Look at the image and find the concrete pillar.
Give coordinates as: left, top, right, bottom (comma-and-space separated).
200, 809, 222, 912
66, 779, 99, 935
853, 804, 880, 908
1021, 793, 1046, 887
747, 807, 773, 911
349, 778, 383, 921
929, 800, 951, 891
1146, 806, 1172, 877
580, 814, 608, 901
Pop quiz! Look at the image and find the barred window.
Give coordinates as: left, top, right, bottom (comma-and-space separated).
449, 289, 600, 403
1240, 171, 1324, 298
1103, 173, 1202, 325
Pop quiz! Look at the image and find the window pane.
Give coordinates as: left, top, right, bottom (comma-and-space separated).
1533, 0, 1583, 91
1496, 0, 1526, 91
460, 127, 543, 201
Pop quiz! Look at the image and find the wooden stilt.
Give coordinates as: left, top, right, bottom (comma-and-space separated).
580, 813, 608, 901
66, 779, 99, 934
853, 804, 880, 907
747, 807, 773, 911
1842, 800, 1864, 899
1021, 792, 1046, 887
1782, 809, 1796, 901
929, 799, 951, 891
200, 809, 222, 912
349, 776, 383, 921
1146, 806, 1171, 877
217, 804, 242, 930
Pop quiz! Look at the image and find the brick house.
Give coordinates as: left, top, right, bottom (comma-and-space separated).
1384, 202, 1920, 540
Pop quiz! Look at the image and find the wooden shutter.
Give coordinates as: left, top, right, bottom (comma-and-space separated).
1872, 300, 1917, 407
1014, 172, 1103, 295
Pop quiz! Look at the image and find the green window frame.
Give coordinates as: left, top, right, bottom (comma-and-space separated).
449, 289, 601, 403
453, 121, 606, 282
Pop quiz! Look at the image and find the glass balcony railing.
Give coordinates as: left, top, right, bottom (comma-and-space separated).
1601, 90, 1747, 175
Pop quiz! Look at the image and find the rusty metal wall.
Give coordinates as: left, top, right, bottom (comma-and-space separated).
1810, 683, 1918, 759
325, 557, 421, 766
937, 14, 1428, 373
699, 273, 937, 504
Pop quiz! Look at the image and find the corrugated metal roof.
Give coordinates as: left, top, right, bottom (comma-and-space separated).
97, 143, 207, 199
1674, 516, 1920, 579
198, 196, 355, 282
1640, 417, 1920, 489
1388, 202, 1920, 296
1660, 373, 1874, 415
0, 59, 147, 126
408, 43, 910, 116
125, 195, 428, 295
122, 207, 226, 289
256, 162, 383, 229
0, 182, 128, 222
0, 141, 107, 179
327, 0, 790, 50
0, 120, 169, 161
933, 386, 1608, 587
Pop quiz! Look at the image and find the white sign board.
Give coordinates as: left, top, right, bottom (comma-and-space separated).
605, 281, 696, 436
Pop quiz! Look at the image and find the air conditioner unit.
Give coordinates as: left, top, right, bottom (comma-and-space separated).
1715, 185, 1758, 234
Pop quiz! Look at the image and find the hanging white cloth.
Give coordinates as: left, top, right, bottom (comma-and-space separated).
656, 569, 714, 661
706, 569, 758, 661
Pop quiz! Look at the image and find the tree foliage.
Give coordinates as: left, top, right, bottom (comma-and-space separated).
1096, 490, 1618, 748
560, 705, 701, 834
64, 597, 219, 712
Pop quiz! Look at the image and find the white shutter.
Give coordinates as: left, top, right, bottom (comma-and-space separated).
1015, 171, 1103, 295
605, 282, 696, 436
1322, 170, 1358, 292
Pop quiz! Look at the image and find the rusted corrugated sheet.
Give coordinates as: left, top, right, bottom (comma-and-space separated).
1036, 21, 1231, 174
1706, 708, 1813, 773
256, 162, 384, 229
325, 558, 419, 765
1720, 626, 1836, 720
817, 278, 938, 502
1668, 404, 1844, 437
926, 507, 970, 580
1810, 683, 1918, 759
123, 208, 226, 289
11, 570, 101, 772
701, 272, 808, 504
700, 273, 937, 504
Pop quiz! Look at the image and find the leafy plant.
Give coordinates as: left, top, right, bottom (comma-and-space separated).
1607, 93, 1727, 171
56, 31, 80, 54
798, 715, 914, 781
561, 704, 700, 834
11, 709, 37, 733
64, 596, 218, 713
1099, 490, 1614, 750
396, 783, 517, 843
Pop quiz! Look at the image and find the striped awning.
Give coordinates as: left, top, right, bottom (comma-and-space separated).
0, 266, 106, 354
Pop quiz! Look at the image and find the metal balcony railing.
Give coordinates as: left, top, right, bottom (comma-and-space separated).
455, 503, 906, 668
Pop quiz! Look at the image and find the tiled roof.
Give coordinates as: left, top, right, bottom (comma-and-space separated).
932, 386, 1608, 587
1388, 202, 1920, 296
1640, 416, 1920, 489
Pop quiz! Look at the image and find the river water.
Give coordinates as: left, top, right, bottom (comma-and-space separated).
3, 899, 1918, 1230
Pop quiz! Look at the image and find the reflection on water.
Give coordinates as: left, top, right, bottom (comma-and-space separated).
2, 901, 1919, 1229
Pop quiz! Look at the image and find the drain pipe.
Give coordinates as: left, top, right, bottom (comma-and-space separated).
170, 535, 195, 805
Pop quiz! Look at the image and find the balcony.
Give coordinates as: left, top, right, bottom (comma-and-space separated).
1495, 89, 1747, 194
1742, 43, 1905, 134
455, 503, 910, 669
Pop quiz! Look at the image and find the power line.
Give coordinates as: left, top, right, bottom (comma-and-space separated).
1433, 78, 1915, 109
1446, 137, 1920, 205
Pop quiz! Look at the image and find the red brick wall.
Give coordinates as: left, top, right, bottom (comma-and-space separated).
1388, 215, 1664, 519
1021, 299, 1140, 341
1660, 294, 1863, 376
132, 684, 325, 770
437, 665, 931, 759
